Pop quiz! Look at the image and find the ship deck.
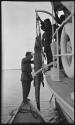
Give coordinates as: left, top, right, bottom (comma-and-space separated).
45, 71, 74, 122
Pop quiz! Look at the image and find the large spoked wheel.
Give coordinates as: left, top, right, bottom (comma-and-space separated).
60, 23, 74, 78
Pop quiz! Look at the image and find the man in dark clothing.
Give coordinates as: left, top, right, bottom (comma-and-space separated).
37, 17, 53, 68
21, 52, 34, 103
54, 10, 65, 69
54, 9, 65, 42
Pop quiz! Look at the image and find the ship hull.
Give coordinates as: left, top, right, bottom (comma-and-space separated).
45, 71, 74, 123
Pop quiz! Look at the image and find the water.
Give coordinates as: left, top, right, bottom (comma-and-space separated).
1, 70, 22, 123
1, 70, 65, 123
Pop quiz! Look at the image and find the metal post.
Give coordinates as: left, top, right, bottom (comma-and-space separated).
49, 94, 54, 103
72, 3, 74, 54
36, 12, 37, 37
56, 31, 59, 80
52, 2, 55, 68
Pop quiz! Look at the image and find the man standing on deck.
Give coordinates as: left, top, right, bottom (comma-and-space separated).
37, 16, 53, 70
21, 52, 34, 104
54, 9, 65, 69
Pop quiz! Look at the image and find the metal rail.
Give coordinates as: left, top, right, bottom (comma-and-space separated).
52, 13, 74, 39
53, 53, 74, 57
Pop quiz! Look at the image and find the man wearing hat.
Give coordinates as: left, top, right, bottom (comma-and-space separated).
21, 52, 34, 103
